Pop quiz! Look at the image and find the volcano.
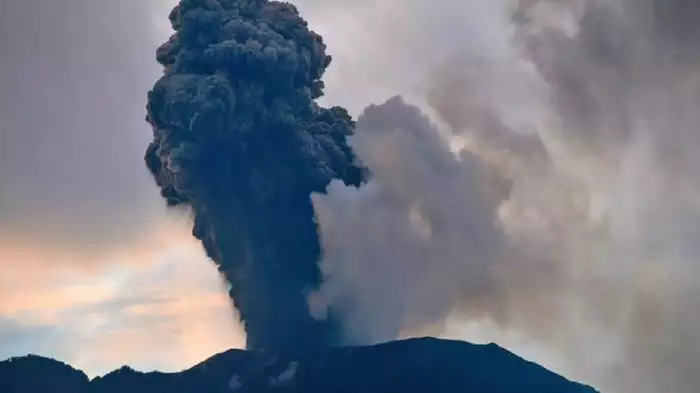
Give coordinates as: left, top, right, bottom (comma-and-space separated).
0, 337, 597, 393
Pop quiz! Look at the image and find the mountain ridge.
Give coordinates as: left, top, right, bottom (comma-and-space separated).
0, 337, 599, 392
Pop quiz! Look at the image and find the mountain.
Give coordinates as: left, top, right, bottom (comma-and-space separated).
0, 337, 598, 392
0, 354, 90, 393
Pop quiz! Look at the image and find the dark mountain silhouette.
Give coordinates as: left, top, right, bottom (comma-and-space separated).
0, 337, 598, 393
0, 354, 89, 393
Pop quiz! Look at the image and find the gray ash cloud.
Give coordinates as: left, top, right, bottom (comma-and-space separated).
305, 1, 700, 391
312, 96, 533, 344
144, 0, 366, 355
510, 1, 700, 391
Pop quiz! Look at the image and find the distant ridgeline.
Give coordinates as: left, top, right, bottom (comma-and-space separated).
0, 337, 597, 393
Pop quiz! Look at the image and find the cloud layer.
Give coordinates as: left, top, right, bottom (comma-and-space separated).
0, 239, 243, 377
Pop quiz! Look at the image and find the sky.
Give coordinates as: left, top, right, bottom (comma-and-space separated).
1, 1, 700, 393
0, 0, 245, 376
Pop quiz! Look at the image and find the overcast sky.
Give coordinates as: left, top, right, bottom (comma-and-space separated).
1, 1, 699, 393
0, 0, 244, 375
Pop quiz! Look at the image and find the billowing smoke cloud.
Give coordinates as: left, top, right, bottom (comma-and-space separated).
506, 1, 700, 391
144, 0, 366, 355
309, 0, 700, 392
313, 96, 542, 343
313, 93, 578, 340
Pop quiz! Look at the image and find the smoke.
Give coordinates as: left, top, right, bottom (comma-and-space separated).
144, 0, 366, 355
310, 0, 700, 392
313, 95, 566, 342
314, 96, 541, 343
142, 0, 700, 390
506, 1, 700, 391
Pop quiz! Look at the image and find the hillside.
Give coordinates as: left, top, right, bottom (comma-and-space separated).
0, 337, 598, 393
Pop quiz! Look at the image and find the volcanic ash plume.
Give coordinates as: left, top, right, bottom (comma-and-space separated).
312, 96, 532, 344
144, 0, 366, 355
315, 1, 700, 391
